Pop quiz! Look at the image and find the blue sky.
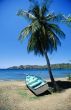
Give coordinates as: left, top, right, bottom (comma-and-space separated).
0, 0, 71, 68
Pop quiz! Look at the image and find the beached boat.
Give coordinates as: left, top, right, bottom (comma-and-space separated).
26, 75, 51, 96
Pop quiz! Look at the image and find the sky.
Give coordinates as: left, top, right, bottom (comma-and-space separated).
0, 0, 71, 68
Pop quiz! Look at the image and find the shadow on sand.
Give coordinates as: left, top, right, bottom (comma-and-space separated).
38, 80, 71, 96
48, 80, 71, 90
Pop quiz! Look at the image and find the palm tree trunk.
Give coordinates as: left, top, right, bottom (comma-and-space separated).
44, 51, 59, 91
38, 33, 58, 91
44, 51, 55, 83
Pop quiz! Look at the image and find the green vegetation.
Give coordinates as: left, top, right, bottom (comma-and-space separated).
17, 0, 71, 91
67, 74, 71, 80
8, 63, 71, 69
16, 89, 39, 100
0, 86, 39, 110
51, 63, 71, 69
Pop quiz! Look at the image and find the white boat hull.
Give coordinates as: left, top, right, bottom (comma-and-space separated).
26, 75, 51, 95
27, 83, 50, 95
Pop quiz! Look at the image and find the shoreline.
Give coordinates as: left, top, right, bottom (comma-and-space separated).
0, 77, 68, 82
0, 77, 70, 89
0, 77, 69, 87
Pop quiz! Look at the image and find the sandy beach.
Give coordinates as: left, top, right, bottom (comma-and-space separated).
0, 78, 71, 110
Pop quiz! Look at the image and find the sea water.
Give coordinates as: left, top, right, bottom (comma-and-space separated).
0, 69, 71, 80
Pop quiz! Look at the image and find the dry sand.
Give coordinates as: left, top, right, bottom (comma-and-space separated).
0, 78, 71, 110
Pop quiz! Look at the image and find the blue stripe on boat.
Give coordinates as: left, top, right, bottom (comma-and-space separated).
26, 75, 46, 89
28, 80, 42, 88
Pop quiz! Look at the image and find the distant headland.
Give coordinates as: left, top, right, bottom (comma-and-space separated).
8, 63, 71, 70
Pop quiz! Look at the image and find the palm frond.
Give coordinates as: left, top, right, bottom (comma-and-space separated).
41, 0, 52, 13
27, 34, 36, 52
46, 13, 71, 26
32, 5, 40, 18
46, 13, 65, 22
18, 20, 41, 42
17, 9, 36, 20
43, 27, 61, 52
41, 5, 47, 17
27, 32, 44, 55
67, 15, 71, 22
48, 30, 61, 46
48, 24, 65, 38
18, 0, 71, 56
47, 31, 57, 49
31, 20, 41, 33
41, 2, 48, 16
18, 25, 32, 41
61, 15, 71, 27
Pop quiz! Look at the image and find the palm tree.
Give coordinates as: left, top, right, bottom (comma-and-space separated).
17, 0, 71, 91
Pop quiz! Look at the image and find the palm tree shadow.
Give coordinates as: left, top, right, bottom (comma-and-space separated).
38, 80, 71, 97
48, 80, 71, 90
37, 90, 51, 96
